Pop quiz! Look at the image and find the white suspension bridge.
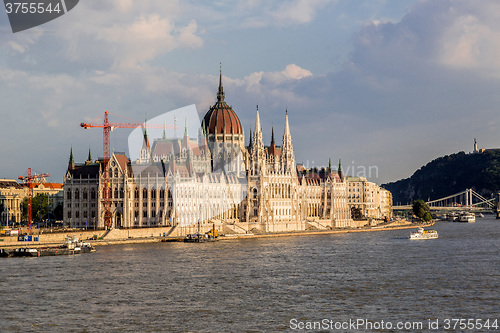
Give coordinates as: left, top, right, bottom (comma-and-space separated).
393, 189, 497, 213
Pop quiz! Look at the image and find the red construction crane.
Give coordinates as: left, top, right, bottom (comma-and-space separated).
19, 168, 50, 234
80, 111, 175, 229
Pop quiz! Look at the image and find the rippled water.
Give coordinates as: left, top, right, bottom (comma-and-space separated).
1, 218, 499, 332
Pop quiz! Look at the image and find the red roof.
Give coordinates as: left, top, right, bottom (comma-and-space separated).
203, 101, 242, 135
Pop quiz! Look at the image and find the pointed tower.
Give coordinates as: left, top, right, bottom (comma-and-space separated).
183, 117, 190, 149
251, 105, 266, 176
162, 120, 167, 140
68, 146, 75, 171
85, 148, 92, 165
281, 109, 296, 174
268, 127, 277, 156
328, 157, 332, 172
338, 158, 344, 182
217, 63, 225, 102
248, 128, 253, 149
140, 117, 151, 164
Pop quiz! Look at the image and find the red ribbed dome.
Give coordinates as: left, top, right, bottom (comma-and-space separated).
202, 71, 242, 135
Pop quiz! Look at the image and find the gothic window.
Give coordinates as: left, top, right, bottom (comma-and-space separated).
91, 189, 96, 200
134, 187, 139, 199
143, 188, 148, 199
143, 210, 147, 218
114, 168, 118, 178
83, 211, 88, 218
114, 188, 118, 199
74, 189, 80, 200
67, 211, 71, 219
120, 188, 124, 199
83, 189, 88, 200
75, 211, 80, 218
91, 211, 96, 218
151, 189, 156, 199
160, 189, 165, 199
66, 190, 71, 200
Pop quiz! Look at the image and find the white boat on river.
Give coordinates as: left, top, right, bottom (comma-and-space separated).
409, 227, 438, 240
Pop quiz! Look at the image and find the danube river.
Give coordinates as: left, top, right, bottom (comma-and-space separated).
1, 218, 499, 332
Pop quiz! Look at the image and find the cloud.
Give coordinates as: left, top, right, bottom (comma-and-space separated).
271, 0, 333, 26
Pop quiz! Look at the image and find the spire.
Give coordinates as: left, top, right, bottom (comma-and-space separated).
217, 63, 225, 102
338, 158, 344, 182
162, 120, 167, 140
183, 117, 189, 149
88, 148, 92, 162
269, 126, 278, 156
248, 128, 253, 148
284, 108, 291, 138
281, 109, 295, 175
68, 146, 75, 170
255, 105, 261, 133
184, 117, 189, 138
328, 157, 332, 172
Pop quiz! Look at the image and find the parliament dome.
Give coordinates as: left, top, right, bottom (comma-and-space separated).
202, 71, 243, 136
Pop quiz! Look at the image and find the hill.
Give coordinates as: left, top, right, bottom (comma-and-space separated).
382, 150, 500, 204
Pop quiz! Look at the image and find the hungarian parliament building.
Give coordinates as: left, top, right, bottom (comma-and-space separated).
63, 72, 392, 233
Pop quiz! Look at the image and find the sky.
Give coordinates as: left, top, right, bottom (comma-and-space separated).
1, 0, 500, 184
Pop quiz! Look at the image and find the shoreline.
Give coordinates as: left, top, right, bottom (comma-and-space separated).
1, 221, 433, 249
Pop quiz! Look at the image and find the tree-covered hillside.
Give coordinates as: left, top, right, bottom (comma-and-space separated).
382, 151, 500, 204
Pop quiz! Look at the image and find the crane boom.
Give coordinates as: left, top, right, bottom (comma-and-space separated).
80, 111, 175, 229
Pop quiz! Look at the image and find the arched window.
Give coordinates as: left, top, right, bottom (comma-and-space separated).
91, 189, 96, 200
74, 189, 79, 200
66, 190, 71, 200
143, 188, 148, 199
114, 168, 118, 178
134, 187, 139, 199
114, 188, 118, 199
83, 189, 88, 200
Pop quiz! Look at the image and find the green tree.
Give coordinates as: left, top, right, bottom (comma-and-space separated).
21, 193, 51, 222
351, 207, 364, 220
412, 200, 430, 220
423, 211, 433, 222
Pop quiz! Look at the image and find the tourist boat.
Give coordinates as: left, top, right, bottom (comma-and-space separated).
2, 236, 95, 258
183, 232, 217, 243
458, 212, 476, 223
183, 222, 218, 243
409, 227, 438, 240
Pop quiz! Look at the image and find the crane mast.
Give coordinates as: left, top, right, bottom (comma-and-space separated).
19, 168, 50, 234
